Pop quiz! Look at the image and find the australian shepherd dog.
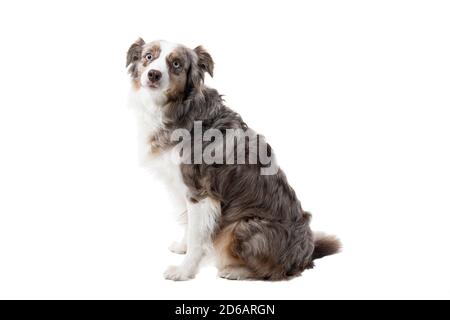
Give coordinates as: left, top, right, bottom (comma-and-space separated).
126, 38, 340, 281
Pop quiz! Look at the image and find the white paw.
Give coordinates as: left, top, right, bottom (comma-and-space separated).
218, 270, 240, 280
164, 265, 195, 281
168, 241, 187, 254
217, 267, 251, 280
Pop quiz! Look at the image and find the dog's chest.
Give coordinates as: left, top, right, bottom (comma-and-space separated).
132, 93, 165, 159
131, 93, 185, 189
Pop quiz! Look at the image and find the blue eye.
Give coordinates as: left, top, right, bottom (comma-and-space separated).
145, 53, 153, 61
173, 60, 181, 68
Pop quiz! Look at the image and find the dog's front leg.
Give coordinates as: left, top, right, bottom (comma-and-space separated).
167, 187, 188, 254
168, 210, 187, 254
164, 197, 220, 281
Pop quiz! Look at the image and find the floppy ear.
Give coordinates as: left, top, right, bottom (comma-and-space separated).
194, 46, 214, 77
126, 38, 145, 77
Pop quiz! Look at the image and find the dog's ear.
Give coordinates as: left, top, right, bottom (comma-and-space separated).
186, 46, 214, 94
126, 38, 145, 67
194, 46, 214, 77
126, 38, 145, 77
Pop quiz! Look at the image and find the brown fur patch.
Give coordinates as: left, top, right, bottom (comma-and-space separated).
142, 42, 161, 67
214, 223, 246, 270
132, 78, 141, 90
148, 129, 174, 154
165, 47, 191, 102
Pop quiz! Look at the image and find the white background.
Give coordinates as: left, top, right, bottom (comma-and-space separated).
0, 0, 449, 299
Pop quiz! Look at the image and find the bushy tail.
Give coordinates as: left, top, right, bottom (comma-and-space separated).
312, 232, 342, 260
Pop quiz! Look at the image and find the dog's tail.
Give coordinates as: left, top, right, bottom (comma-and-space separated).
312, 232, 342, 260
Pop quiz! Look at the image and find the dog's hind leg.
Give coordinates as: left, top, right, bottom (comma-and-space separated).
214, 222, 254, 280
217, 217, 315, 281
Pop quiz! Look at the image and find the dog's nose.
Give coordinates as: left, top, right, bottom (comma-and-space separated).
148, 70, 162, 82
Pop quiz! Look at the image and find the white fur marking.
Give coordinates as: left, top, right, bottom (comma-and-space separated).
139, 40, 178, 106
164, 197, 221, 281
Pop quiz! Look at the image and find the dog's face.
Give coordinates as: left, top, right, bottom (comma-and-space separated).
126, 39, 214, 105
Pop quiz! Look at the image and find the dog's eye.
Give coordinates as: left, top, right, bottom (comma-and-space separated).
145, 54, 153, 61
172, 60, 181, 69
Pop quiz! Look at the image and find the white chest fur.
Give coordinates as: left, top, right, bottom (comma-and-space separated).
129, 88, 164, 160
129, 88, 188, 205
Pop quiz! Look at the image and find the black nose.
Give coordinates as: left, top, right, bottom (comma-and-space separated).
148, 69, 162, 82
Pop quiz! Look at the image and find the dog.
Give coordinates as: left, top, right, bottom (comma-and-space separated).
126, 38, 341, 281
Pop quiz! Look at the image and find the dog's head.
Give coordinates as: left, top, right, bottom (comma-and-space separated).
126, 39, 214, 105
